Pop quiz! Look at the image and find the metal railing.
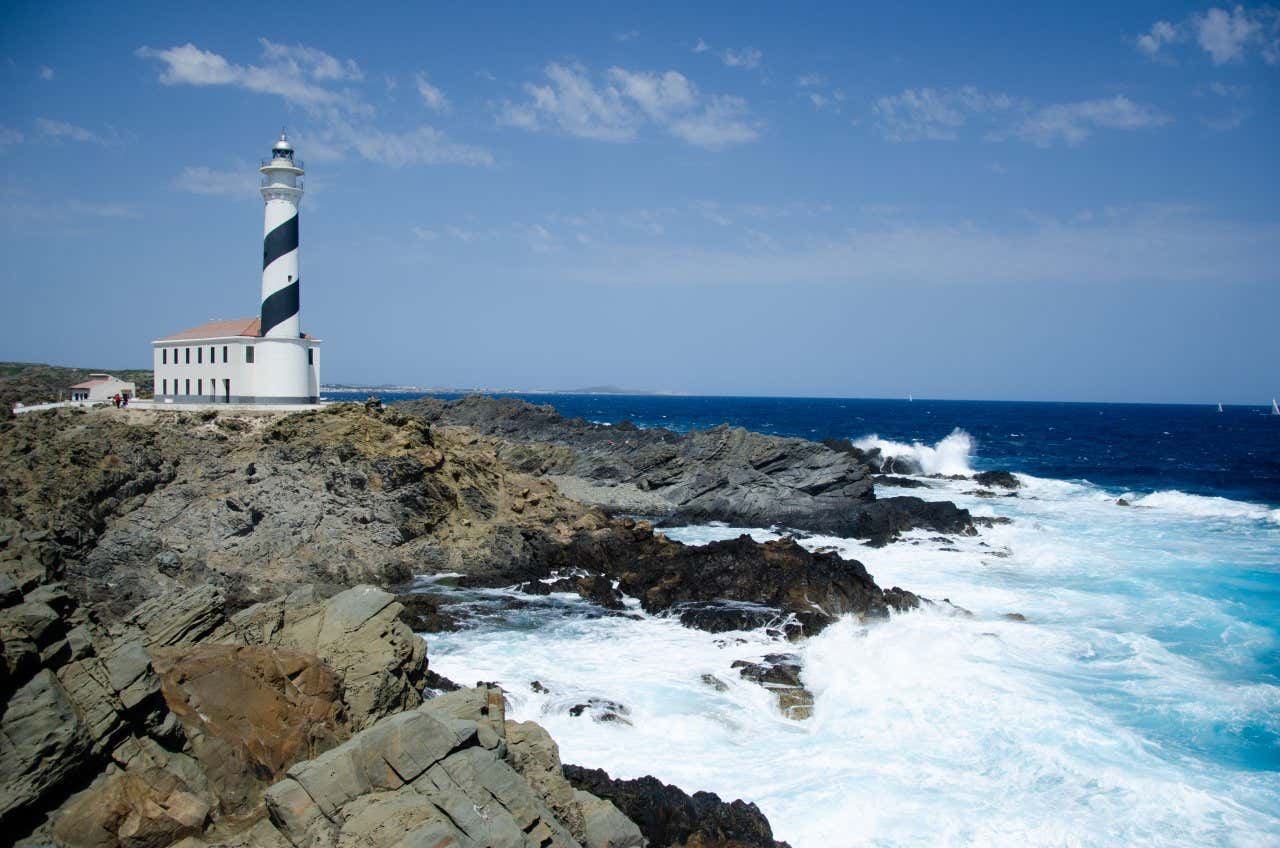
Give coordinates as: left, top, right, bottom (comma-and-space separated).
259, 157, 305, 170
261, 175, 305, 189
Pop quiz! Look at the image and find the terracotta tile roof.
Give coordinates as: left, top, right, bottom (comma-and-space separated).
159, 318, 261, 341
157, 318, 314, 341
69, 378, 110, 389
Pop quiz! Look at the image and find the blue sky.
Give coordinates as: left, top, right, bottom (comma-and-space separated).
1, 0, 1277, 402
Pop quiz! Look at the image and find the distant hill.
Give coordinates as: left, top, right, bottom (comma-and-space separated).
1, 362, 153, 409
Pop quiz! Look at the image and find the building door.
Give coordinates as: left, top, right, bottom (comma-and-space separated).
223, 379, 230, 403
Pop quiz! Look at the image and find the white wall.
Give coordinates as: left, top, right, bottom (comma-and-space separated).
153, 337, 320, 403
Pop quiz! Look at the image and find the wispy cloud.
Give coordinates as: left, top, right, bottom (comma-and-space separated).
414, 73, 449, 111
0, 126, 23, 148
873, 86, 1019, 141
614, 30, 640, 43
692, 38, 711, 54
1014, 96, 1171, 146
136, 39, 491, 168
496, 62, 758, 150
1136, 5, 1280, 65
177, 164, 260, 197
38, 65, 54, 81
720, 47, 763, 69
872, 86, 1168, 147
135, 40, 368, 114
34, 117, 113, 145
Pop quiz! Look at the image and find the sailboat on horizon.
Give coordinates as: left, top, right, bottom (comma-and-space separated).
1272, 398, 1279, 416
1217, 402, 1223, 413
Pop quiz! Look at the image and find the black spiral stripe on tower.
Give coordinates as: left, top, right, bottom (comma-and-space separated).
260, 278, 300, 336
263, 214, 299, 269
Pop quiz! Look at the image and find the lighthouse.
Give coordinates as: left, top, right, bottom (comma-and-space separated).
150, 132, 321, 405
260, 131, 303, 338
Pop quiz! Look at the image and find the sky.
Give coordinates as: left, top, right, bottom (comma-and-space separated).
1, 0, 1277, 403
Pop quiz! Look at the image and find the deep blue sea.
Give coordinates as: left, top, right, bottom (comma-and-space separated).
331, 391, 1280, 847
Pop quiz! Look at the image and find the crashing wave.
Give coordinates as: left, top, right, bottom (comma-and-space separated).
852, 428, 974, 477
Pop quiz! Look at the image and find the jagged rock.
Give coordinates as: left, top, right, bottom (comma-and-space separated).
151, 643, 350, 818
973, 470, 1020, 490
403, 396, 877, 536
733, 654, 815, 721
230, 585, 428, 730
850, 497, 975, 546
671, 601, 800, 637
264, 687, 584, 848
563, 765, 791, 848
611, 535, 914, 636
508, 721, 643, 847
568, 699, 632, 725
394, 592, 460, 633
0, 668, 92, 822
51, 737, 214, 848
117, 586, 230, 649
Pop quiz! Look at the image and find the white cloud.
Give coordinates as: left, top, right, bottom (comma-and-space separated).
135, 40, 368, 114
668, 95, 758, 148
0, 126, 23, 147
873, 87, 993, 141
446, 226, 475, 241
796, 74, 826, 87
412, 226, 439, 241
872, 86, 1166, 147
1194, 6, 1262, 62
615, 30, 640, 43
34, 117, 110, 145
414, 73, 449, 111
258, 39, 363, 81
497, 63, 636, 141
1136, 6, 1280, 65
720, 47, 763, 69
1137, 20, 1180, 59
137, 39, 490, 168
692, 38, 711, 53
1015, 96, 1171, 146
607, 68, 697, 120
177, 165, 259, 197
38, 65, 54, 81
497, 62, 758, 150
320, 121, 493, 167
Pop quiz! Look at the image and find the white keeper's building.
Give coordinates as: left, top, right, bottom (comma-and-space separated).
153, 132, 321, 405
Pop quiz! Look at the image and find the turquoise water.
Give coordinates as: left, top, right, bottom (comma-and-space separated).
387, 394, 1280, 846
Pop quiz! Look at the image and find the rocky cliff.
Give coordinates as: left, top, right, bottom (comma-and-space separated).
400, 395, 975, 544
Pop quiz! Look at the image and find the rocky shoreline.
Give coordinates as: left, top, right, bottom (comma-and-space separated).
0, 399, 1008, 846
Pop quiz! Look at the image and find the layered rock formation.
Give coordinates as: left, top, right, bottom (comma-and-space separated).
401, 395, 976, 544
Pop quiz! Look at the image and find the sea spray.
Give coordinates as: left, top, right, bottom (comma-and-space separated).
853, 428, 975, 476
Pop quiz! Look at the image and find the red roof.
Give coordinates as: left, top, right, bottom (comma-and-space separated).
158, 318, 313, 341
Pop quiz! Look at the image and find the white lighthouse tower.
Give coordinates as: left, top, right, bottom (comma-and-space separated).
150, 131, 321, 405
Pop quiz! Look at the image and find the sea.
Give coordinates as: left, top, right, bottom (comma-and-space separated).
330, 392, 1280, 847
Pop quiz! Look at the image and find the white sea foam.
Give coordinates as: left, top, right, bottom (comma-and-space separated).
1123, 489, 1280, 522
852, 428, 974, 476
427, 455, 1280, 847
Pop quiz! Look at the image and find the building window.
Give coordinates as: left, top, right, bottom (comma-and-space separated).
197, 348, 202, 364
185, 379, 190, 395
245, 346, 255, 364
185, 348, 191, 364
162, 379, 167, 395
198, 379, 202, 395
222, 345, 228, 363
162, 349, 167, 364
307, 348, 314, 365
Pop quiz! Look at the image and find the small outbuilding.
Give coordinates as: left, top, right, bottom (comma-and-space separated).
69, 374, 136, 403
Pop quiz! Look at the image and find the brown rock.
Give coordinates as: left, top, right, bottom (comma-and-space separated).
151, 643, 350, 818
